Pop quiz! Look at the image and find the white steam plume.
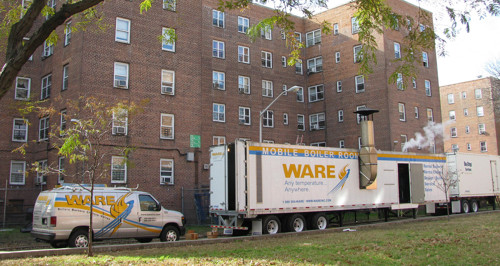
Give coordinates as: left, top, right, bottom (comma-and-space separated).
402, 121, 454, 152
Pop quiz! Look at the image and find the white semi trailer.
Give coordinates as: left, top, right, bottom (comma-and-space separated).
209, 140, 447, 234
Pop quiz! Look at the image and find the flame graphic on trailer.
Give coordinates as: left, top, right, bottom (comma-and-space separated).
327, 164, 350, 195
94, 193, 134, 238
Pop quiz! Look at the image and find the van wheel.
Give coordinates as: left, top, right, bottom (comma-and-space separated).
471, 200, 479, 212
136, 238, 153, 243
309, 213, 328, 230
160, 226, 179, 241
462, 200, 470, 213
50, 240, 68, 248
262, 215, 281, 234
69, 229, 89, 248
286, 214, 306, 232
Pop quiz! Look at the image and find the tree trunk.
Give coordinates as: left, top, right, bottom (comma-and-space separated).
88, 181, 94, 257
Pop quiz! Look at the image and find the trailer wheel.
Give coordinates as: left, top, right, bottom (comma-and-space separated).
262, 215, 281, 234
68, 229, 89, 248
160, 225, 180, 241
462, 200, 470, 213
286, 214, 306, 232
471, 200, 479, 212
309, 213, 328, 230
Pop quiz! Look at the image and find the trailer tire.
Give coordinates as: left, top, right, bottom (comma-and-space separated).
68, 229, 89, 248
462, 200, 470, 213
309, 213, 328, 230
471, 200, 479, 213
262, 215, 281, 234
286, 214, 306, 232
160, 225, 179, 242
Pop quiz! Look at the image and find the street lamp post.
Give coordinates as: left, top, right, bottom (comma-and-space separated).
259, 85, 301, 143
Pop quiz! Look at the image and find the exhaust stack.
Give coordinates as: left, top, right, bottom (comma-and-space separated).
354, 108, 379, 188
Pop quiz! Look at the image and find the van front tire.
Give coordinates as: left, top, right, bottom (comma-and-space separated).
69, 229, 89, 248
160, 226, 179, 241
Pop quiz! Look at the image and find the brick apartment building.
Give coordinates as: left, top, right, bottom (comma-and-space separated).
440, 77, 500, 155
0, 0, 442, 223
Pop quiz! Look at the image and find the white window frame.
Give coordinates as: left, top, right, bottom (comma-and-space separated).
163, 0, 176, 11
464, 108, 469, 116
333, 23, 339, 35
475, 88, 482, 99
296, 87, 304, 102
451, 127, 457, 138
41, 74, 51, 99
425, 80, 431, 96
115, 17, 131, 43
447, 93, 454, 104
262, 80, 273, 98
338, 110, 344, 122
294, 32, 302, 42
160, 159, 174, 185
43, 40, 53, 57
397, 73, 404, 90
427, 108, 434, 122
213, 103, 225, 122
412, 77, 416, 89
12, 118, 28, 142
212, 71, 225, 90
356, 105, 366, 124
295, 61, 303, 74
238, 75, 250, 94
15, 77, 31, 100
394, 42, 401, 59
449, 110, 456, 121
112, 109, 128, 135
352, 17, 360, 34
477, 106, 484, 117
465, 125, 470, 134
283, 113, 289, 125
339, 140, 345, 148
422, 51, 429, 67
64, 21, 71, 46
308, 84, 324, 102
39, 116, 49, 141
238, 46, 249, 64
281, 56, 287, 67
307, 56, 323, 73
305, 29, 321, 47
467, 143, 472, 150
335, 52, 340, 63
309, 113, 325, 131
297, 114, 305, 131
414, 107, 419, 119
478, 123, 486, 135
238, 16, 249, 33
111, 156, 127, 183
160, 113, 174, 139
62, 64, 69, 91
213, 40, 225, 59
261, 51, 272, 68
60, 109, 67, 132
36, 159, 48, 185
161, 69, 175, 95
355, 75, 365, 93
337, 81, 342, 92
263, 110, 274, 128
353, 45, 362, 63
239, 106, 251, 125
398, 103, 406, 121
10, 161, 26, 185
480, 141, 487, 152
58, 156, 65, 184
162, 27, 176, 52
212, 10, 224, 28
114, 62, 129, 89
213, 136, 226, 145
260, 26, 272, 40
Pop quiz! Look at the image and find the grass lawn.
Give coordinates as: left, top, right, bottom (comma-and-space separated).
2, 212, 500, 265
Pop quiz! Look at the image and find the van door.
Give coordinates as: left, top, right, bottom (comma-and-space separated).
133, 194, 163, 238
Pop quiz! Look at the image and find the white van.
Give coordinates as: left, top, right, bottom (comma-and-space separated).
31, 184, 185, 248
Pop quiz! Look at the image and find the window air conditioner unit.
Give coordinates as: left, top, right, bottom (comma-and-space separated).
113, 126, 126, 135
115, 79, 127, 88
311, 124, 319, 131
161, 85, 173, 94
238, 87, 246, 94
161, 176, 172, 185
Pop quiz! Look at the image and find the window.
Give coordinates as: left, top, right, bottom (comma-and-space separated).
162, 28, 175, 52
412, 77, 416, 89
161, 70, 175, 95
39, 116, 49, 141
41, 74, 51, 99
12, 119, 28, 142
114, 62, 129, 89
238, 46, 249, 63
422, 52, 429, 67
462, 91, 467, 99
283, 113, 289, 125
296, 87, 304, 102
467, 143, 472, 150
112, 109, 128, 135
356, 105, 366, 124
294, 32, 302, 42
477, 106, 484, 117
358, 137, 362, 150
263, 110, 274, 127
238, 16, 249, 33
213, 136, 226, 145
160, 159, 174, 184
58, 157, 65, 184
295, 61, 303, 74
306, 29, 321, 47
333, 23, 339, 35
261, 51, 272, 68
43, 40, 53, 57
307, 56, 323, 73
352, 17, 360, 34
394, 42, 401, 59
281, 56, 287, 67
339, 140, 345, 148
238, 107, 251, 125
115, 18, 130, 43
449, 110, 456, 120
163, 0, 176, 11
160, 113, 174, 139
238, 76, 250, 94
427, 108, 433, 122
425, 80, 431, 96
45, 0, 55, 19
414, 107, 419, 119
308, 85, 324, 102
280, 30, 286, 40
62, 64, 69, 91
262, 80, 273, 97
336, 81, 342, 92
450, 127, 457, 137
355, 75, 365, 93
464, 108, 468, 116
212, 40, 225, 59
36, 160, 48, 185
213, 103, 225, 122
10, 161, 26, 185
212, 71, 225, 90
64, 21, 71, 46
475, 88, 482, 99
335, 52, 340, 63
398, 103, 406, 121
309, 113, 325, 130
297, 114, 305, 131
480, 141, 487, 152
400, 135, 407, 151
111, 156, 127, 183
478, 124, 486, 135
261, 26, 272, 40
353, 45, 362, 63
212, 10, 224, 27
311, 142, 326, 147
282, 85, 288, 95
60, 109, 67, 132
15, 77, 30, 100
397, 73, 404, 90
338, 110, 344, 122
465, 125, 470, 134
447, 93, 454, 104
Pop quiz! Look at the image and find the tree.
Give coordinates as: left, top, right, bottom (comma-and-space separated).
0, 0, 498, 100
433, 163, 459, 220
485, 59, 500, 79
